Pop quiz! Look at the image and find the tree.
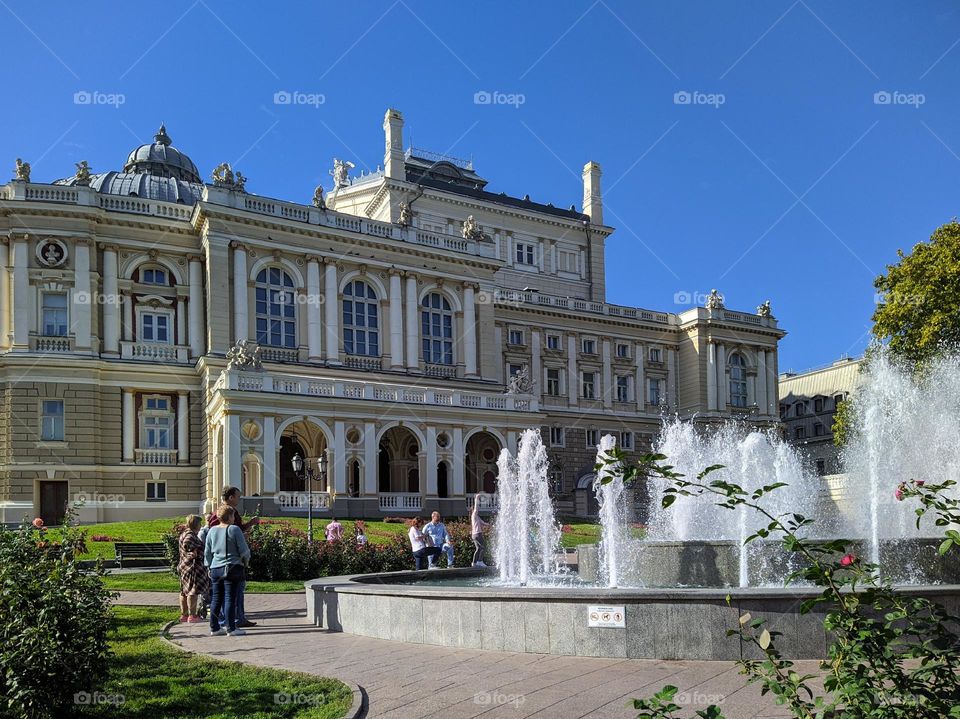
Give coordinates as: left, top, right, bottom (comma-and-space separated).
872, 219, 960, 366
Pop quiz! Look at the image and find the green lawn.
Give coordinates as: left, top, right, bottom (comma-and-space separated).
83, 605, 352, 718
102, 571, 305, 593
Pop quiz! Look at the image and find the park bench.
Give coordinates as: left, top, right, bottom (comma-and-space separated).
114, 542, 167, 569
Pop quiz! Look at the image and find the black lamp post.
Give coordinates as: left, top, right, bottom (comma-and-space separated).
292, 452, 328, 545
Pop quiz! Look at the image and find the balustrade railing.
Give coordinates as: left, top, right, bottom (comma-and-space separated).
134, 448, 177, 465
379, 493, 422, 512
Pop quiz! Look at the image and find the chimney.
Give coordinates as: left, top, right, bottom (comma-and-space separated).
582, 160, 603, 225
383, 108, 406, 181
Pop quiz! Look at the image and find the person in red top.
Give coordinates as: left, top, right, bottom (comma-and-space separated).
204, 486, 259, 627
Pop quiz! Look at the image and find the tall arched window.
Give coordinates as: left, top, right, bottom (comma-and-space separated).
255, 268, 296, 348
421, 292, 453, 365
729, 353, 748, 408
342, 280, 379, 356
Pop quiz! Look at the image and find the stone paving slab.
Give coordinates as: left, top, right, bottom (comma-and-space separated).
120, 591, 810, 719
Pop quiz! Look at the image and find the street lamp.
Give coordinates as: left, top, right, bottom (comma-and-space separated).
292, 452, 328, 544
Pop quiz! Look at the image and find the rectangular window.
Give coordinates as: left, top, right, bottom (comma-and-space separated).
140, 312, 171, 344
620, 431, 634, 450
515, 243, 536, 265
582, 372, 596, 399
795, 403, 804, 417
558, 250, 579, 273
585, 429, 599, 447
616, 343, 630, 359
546, 335, 561, 350
146, 481, 167, 502
647, 378, 661, 405
795, 427, 805, 440
814, 398, 824, 413
813, 422, 825, 437
40, 400, 64, 441
816, 459, 826, 476
41, 293, 68, 337
508, 329, 524, 346
649, 347, 662, 363
834, 394, 844, 409
550, 470, 564, 494
582, 338, 597, 354
549, 427, 564, 447
141, 395, 173, 450
546, 368, 562, 396
141, 268, 168, 285
780, 405, 788, 418
616, 376, 629, 402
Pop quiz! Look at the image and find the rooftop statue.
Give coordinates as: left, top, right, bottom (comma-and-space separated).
312, 185, 327, 210
211, 162, 235, 187
14, 158, 30, 183
462, 214, 483, 240
505, 365, 534, 395
397, 201, 411, 226
226, 339, 263, 371
75, 160, 92, 186
331, 158, 354, 188
757, 300, 773, 318
705, 288, 725, 310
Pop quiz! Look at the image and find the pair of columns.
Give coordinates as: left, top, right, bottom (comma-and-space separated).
706, 341, 776, 415
121, 389, 190, 463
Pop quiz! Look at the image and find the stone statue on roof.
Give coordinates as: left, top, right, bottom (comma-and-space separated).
332, 158, 354, 188
312, 185, 326, 210
705, 289, 725, 310
226, 339, 262, 371
397, 201, 411, 227
75, 160, 92, 186
14, 158, 30, 183
462, 214, 483, 241
757, 300, 773, 318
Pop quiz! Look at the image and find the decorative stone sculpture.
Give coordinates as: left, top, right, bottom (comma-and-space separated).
461, 214, 483, 240
705, 288, 725, 310
397, 201, 411, 226
757, 300, 773, 318
234, 171, 247, 193
312, 185, 327, 210
14, 158, 30, 183
505, 365, 534, 394
226, 339, 263, 371
331, 158, 354, 188
211, 162, 235, 187
75, 160, 92, 186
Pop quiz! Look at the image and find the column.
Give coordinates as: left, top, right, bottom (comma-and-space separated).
262, 416, 277, 493
463, 284, 477, 377
324, 261, 339, 363
766, 351, 777, 415
188, 256, 204, 358
601, 338, 612, 409
405, 274, 418, 369
231, 243, 248, 343
223, 414, 241, 489
635, 343, 645, 411
121, 291, 133, 341
507, 430, 518, 456
72, 240, 91, 350
177, 391, 189, 463
176, 297, 187, 346
389, 271, 403, 368
364, 422, 377, 495
102, 245, 120, 355
333, 420, 346, 493
0, 240, 8, 349
756, 351, 768, 415
706, 341, 717, 411
494, 326, 504, 382
566, 334, 578, 406
425, 426, 438, 495
10, 237, 28, 349
122, 390, 135, 461
747, 373, 756, 408
667, 348, 677, 411
306, 258, 322, 360
452, 426, 465, 495
715, 343, 727, 410
530, 329, 541, 395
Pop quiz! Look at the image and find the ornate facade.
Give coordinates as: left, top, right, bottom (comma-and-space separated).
0, 109, 785, 525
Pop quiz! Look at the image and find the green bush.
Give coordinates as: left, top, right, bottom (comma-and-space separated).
0, 512, 114, 719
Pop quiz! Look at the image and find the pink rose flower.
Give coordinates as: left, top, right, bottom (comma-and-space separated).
32, 517, 44, 529
915, 480, 925, 487
840, 554, 855, 567
894, 488, 904, 501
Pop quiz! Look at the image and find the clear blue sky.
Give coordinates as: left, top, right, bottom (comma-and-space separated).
2, 1, 958, 372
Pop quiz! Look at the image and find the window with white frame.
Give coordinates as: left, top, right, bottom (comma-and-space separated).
41, 293, 68, 337
582, 371, 596, 399
515, 242, 536, 265
546, 334, 561, 350
647, 377, 662, 405
508, 329, 524, 346
549, 427, 564, 447
620, 431, 634, 450
582, 338, 597, 354
40, 400, 64, 441
508, 363, 524, 379
140, 396, 173, 449
139, 310, 172, 344
729, 353, 748, 408
342, 279, 379, 356
616, 343, 630, 359
558, 249, 579, 273
421, 292, 454, 365
616, 376, 630, 402
585, 429, 599, 447
649, 347, 662, 362
140, 266, 169, 285
255, 267, 297, 348
146, 481, 167, 501
550, 469, 563, 494
546, 367, 562, 396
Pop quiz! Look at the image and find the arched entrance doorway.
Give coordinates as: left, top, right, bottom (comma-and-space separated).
466, 431, 501, 494
378, 426, 420, 493
278, 420, 328, 492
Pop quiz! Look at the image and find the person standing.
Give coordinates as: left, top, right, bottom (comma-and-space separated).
204, 505, 251, 636
177, 514, 208, 623
325, 517, 344, 542
211, 486, 259, 628
471, 496, 490, 568
408, 517, 441, 570
423, 511, 454, 568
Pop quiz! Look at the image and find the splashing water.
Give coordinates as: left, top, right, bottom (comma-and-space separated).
595, 434, 628, 588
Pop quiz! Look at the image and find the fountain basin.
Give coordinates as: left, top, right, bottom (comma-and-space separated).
305, 569, 960, 660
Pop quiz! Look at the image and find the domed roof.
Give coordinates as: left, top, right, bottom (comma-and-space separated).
124, 125, 201, 183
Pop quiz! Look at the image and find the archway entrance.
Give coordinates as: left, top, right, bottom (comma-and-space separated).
279, 420, 328, 492
378, 426, 420, 493
466, 431, 501, 494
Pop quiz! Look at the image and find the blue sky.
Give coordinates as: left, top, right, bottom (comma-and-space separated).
2, 1, 958, 372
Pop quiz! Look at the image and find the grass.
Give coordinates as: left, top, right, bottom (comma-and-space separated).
83, 605, 352, 718
102, 571, 306, 593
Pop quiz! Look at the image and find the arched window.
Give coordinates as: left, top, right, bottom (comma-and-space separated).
729, 353, 747, 408
255, 268, 296, 348
342, 280, 379, 356
421, 292, 453, 365
138, 265, 170, 286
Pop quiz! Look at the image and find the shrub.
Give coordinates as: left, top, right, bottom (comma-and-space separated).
0, 511, 114, 719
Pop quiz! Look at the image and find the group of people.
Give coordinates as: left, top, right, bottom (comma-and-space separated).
176, 486, 259, 637
407, 498, 491, 570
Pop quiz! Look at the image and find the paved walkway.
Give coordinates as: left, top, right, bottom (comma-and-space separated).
117, 591, 810, 719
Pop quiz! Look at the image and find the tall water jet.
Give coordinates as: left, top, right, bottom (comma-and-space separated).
594, 434, 627, 588
493, 448, 519, 583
